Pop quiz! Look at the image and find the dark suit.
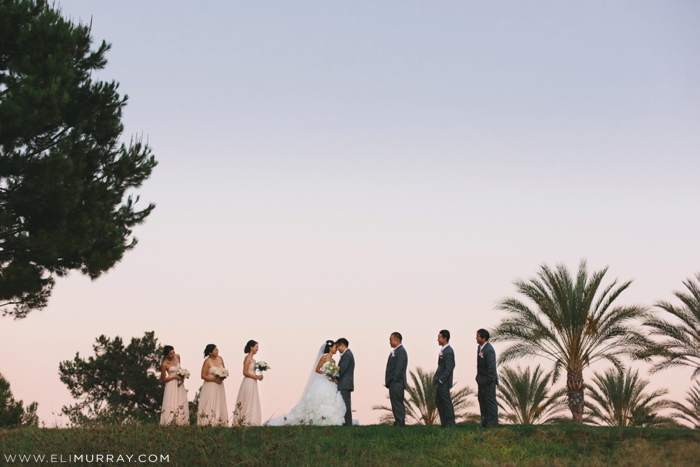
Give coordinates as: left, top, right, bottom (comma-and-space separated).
432, 345, 455, 427
385, 344, 408, 426
476, 341, 499, 428
338, 349, 355, 426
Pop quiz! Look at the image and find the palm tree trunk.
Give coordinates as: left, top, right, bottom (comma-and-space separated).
567, 369, 584, 424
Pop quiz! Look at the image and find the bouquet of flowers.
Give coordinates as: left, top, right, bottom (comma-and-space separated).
177, 368, 190, 379
255, 361, 270, 373
214, 367, 229, 380
323, 362, 340, 381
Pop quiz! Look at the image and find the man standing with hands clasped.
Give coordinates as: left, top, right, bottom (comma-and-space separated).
476, 328, 499, 428
336, 338, 355, 426
432, 329, 456, 428
385, 332, 408, 427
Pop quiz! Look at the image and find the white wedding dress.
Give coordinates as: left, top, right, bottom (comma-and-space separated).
266, 360, 346, 426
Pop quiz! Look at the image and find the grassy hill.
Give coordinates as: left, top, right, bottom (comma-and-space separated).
2, 424, 700, 466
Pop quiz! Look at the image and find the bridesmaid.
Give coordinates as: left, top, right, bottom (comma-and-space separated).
197, 344, 228, 426
233, 340, 263, 426
160, 345, 189, 425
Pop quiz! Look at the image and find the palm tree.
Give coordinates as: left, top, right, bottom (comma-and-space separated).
641, 273, 700, 380
372, 367, 478, 425
493, 260, 651, 424
498, 365, 568, 425
585, 367, 676, 427
671, 381, 700, 429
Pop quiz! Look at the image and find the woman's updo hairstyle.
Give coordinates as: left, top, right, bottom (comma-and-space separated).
162, 345, 174, 358
204, 344, 217, 358
244, 340, 258, 354
323, 340, 335, 354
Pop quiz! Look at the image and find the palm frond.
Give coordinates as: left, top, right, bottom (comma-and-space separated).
670, 381, 700, 429
584, 367, 676, 427
497, 364, 567, 425
492, 260, 650, 424
643, 273, 700, 379
372, 367, 478, 425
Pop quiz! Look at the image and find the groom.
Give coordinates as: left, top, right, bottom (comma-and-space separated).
336, 338, 354, 426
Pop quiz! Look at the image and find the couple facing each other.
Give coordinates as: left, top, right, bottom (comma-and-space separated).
384, 329, 499, 429
267, 338, 356, 426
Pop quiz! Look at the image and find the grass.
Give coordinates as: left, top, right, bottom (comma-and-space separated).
2, 424, 700, 466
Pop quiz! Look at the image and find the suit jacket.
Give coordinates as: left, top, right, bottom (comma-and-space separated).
432, 345, 455, 388
475, 342, 498, 386
338, 349, 355, 391
385, 345, 408, 388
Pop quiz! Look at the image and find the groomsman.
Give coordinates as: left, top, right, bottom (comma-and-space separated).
385, 332, 408, 427
432, 329, 456, 428
475, 328, 499, 428
336, 338, 355, 426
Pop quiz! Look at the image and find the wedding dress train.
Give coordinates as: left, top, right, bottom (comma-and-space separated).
266, 361, 346, 426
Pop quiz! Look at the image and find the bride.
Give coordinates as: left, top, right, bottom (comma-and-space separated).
266, 340, 346, 426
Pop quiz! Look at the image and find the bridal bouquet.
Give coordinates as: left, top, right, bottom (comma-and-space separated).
177, 368, 190, 379
214, 368, 229, 380
255, 361, 270, 372
323, 363, 340, 381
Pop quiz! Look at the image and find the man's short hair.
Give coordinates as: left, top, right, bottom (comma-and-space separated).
391, 332, 403, 342
439, 329, 450, 342
477, 329, 490, 341
336, 338, 349, 347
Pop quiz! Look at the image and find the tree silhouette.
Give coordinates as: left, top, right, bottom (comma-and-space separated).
0, 0, 157, 318
0, 372, 38, 428
585, 367, 676, 427
641, 273, 700, 380
671, 381, 700, 429
493, 260, 651, 424
498, 365, 567, 425
59, 331, 163, 425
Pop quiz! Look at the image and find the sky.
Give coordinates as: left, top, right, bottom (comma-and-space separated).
1, 1, 699, 426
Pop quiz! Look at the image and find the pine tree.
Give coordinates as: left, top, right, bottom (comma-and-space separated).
58, 331, 163, 425
0, 372, 38, 428
0, 0, 157, 318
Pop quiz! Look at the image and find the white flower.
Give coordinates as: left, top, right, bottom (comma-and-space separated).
323, 363, 340, 380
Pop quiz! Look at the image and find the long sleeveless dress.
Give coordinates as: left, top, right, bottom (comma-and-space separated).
160, 362, 190, 425
233, 359, 262, 426
197, 365, 228, 426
